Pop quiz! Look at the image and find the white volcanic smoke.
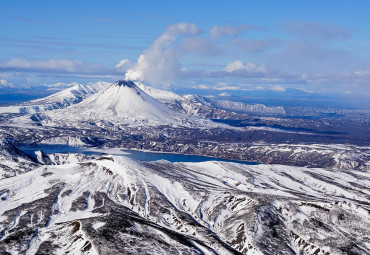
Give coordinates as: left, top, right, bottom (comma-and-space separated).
125, 23, 202, 85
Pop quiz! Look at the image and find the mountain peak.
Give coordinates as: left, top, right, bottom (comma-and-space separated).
115, 80, 136, 88
42, 80, 183, 126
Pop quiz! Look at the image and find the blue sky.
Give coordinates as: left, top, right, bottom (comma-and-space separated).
1, 0, 370, 94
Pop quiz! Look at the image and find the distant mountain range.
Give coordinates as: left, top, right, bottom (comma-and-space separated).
0, 79, 14, 89
0, 80, 286, 121
2, 80, 368, 109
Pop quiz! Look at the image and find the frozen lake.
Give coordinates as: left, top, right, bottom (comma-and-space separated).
20, 145, 259, 165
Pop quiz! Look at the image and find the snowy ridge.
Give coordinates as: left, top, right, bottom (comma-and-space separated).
0, 155, 369, 254
209, 99, 286, 115
0, 137, 37, 179
135, 82, 183, 100
136, 82, 286, 117
0, 81, 110, 114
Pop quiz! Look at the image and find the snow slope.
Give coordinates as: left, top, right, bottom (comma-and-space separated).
135, 82, 183, 101
0, 154, 369, 254
0, 82, 110, 114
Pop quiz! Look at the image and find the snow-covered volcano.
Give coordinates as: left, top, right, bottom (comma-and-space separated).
43, 80, 185, 126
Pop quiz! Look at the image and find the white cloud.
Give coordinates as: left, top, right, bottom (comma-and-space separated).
223, 61, 267, 73
115, 59, 131, 68
44, 82, 79, 89
213, 86, 241, 91
192, 84, 209, 89
125, 23, 203, 85
354, 70, 370, 76
0, 58, 109, 74
166, 23, 202, 36
286, 22, 351, 40
219, 92, 231, 96
272, 85, 286, 91
123, 24, 298, 86
210, 25, 264, 37
180, 37, 219, 56
0, 58, 133, 82
233, 38, 280, 52
308, 70, 370, 83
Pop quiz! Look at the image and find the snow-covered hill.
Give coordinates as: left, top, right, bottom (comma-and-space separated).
0, 154, 369, 254
0, 82, 110, 114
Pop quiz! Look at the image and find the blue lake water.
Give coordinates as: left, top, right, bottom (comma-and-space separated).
20, 145, 259, 165
121, 149, 259, 165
